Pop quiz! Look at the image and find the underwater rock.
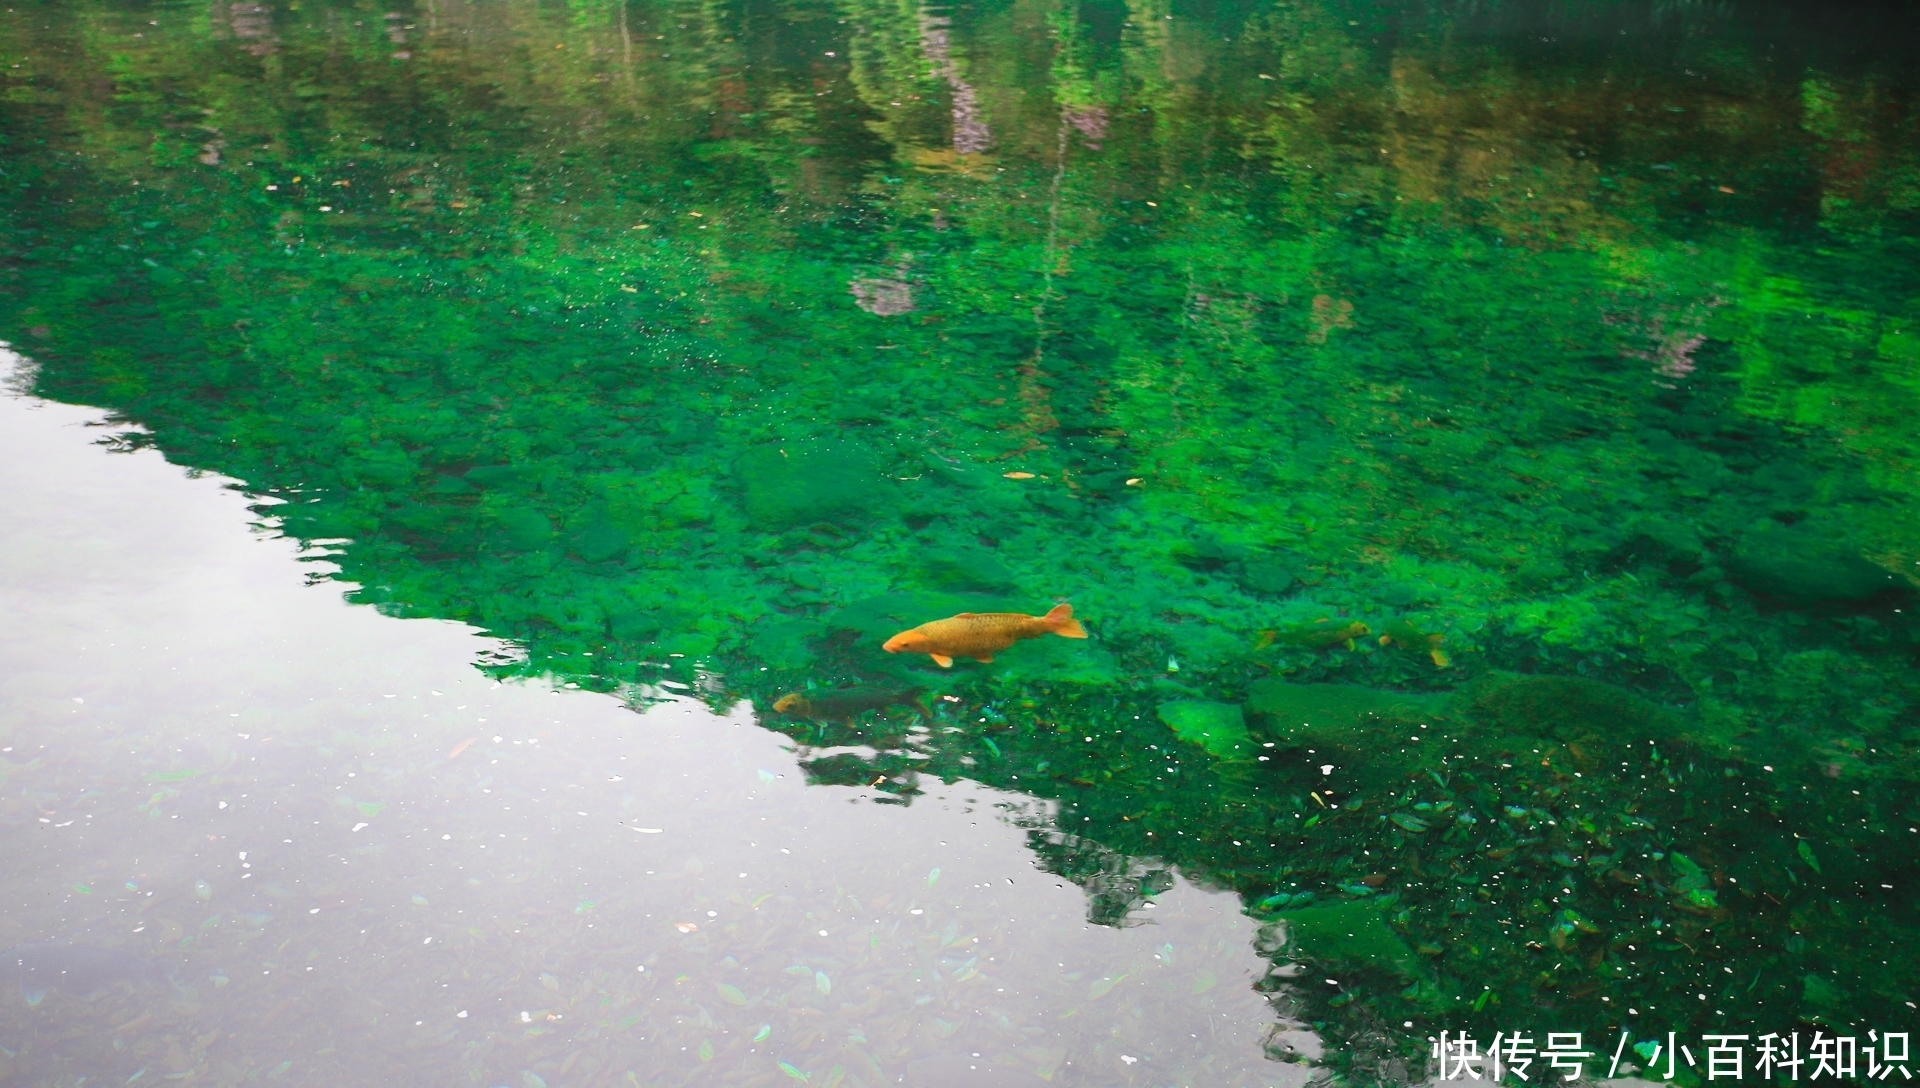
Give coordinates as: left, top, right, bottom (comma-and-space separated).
1171, 537, 1246, 572
566, 511, 631, 563
831, 395, 895, 424
917, 546, 1017, 592
488, 505, 554, 552
1167, 623, 1250, 671
1157, 700, 1252, 759
1457, 672, 1681, 745
988, 629, 1118, 685
849, 277, 913, 316
737, 443, 884, 529
1071, 469, 1134, 497
752, 616, 821, 669
463, 464, 529, 490
1726, 526, 1905, 608
1235, 557, 1298, 596
607, 610, 662, 643
1374, 581, 1433, 609
1244, 681, 1445, 746
1266, 901, 1419, 979
1510, 557, 1570, 592
1607, 517, 1705, 575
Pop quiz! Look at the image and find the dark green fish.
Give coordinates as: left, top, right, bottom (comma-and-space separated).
771, 687, 926, 721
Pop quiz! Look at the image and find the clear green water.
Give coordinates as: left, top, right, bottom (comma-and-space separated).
3, 0, 1919, 1082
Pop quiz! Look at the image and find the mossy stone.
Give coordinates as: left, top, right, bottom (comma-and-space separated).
918, 546, 1017, 592
1158, 700, 1253, 759
737, 443, 883, 529
568, 515, 631, 563
462, 464, 529, 490
1235, 559, 1296, 596
1172, 537, 1246, 572
1727, 526, 1904, 607
489, 506, 554, 552
754, 616, 823, 670
1274, 901, 1420, 978
1244, 681, 1445, 746
992, 634, 1118, 686
1458, 672, 1680, 745
1168, 624, 1249, 671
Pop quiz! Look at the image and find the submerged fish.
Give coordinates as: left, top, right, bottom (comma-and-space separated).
0, 943, 174, 1005
771, 687, 926, 721
1378, 618, 1449, 667
882, 604, 1087, 667
1260, 618, 1370, 651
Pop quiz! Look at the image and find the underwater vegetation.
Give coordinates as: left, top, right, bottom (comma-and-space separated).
3, 0, 1920, 1077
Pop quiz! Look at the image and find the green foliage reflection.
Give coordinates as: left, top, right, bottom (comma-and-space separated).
4, 0, 1919, 1074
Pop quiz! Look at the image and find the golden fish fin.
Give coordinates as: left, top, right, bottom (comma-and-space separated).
974, 653, 994, 664
953, 612, 980, 618
930, 654, 953, 668
1043, 603, 1088, 638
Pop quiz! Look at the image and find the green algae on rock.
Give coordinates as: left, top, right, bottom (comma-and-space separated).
1727, 525, 1909, 608
1455, 672, 1687, 747
737, 443, 887, 530
1157, 700, 1253, 760
1245, 681, 1447, 748
1264, 901, 1422, 981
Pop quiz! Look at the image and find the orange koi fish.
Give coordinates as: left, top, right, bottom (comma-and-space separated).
882, 604, 1087, 667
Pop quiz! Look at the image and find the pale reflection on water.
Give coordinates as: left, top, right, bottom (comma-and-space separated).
0, 355, 1308, 1085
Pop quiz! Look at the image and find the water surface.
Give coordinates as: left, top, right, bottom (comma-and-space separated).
2, 0, 1919, 1082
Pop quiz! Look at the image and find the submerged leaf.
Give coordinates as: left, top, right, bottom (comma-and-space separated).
1797, 840, 1822, 874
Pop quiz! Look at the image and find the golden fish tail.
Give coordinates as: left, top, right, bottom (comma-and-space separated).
1042, 603, 1088, 639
